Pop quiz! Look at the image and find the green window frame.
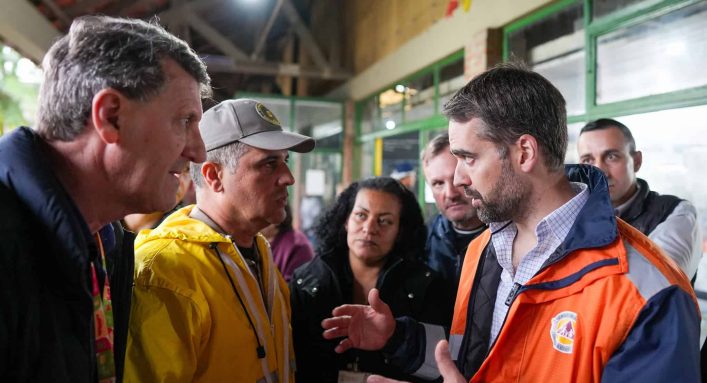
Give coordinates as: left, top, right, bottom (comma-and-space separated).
354, 50, 465, 207
502, 0, 707, 124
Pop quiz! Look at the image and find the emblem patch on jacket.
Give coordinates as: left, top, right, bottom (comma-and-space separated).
550, 311, 577, 354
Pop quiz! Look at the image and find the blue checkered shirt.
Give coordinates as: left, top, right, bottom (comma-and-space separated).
489, 182, 589, 345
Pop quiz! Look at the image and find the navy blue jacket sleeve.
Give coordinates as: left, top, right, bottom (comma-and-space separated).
382, 317, 427, 373
602, 286, 700, 382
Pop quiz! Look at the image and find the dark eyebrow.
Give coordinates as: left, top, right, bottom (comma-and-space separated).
256, 155, 280, 164
601, 149, 623, 157
255, 154, 286, 165
450, 148, 475, 157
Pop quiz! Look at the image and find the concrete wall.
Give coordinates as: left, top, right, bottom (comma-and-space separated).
330, 0, 553, 101
0, 0, 60, 63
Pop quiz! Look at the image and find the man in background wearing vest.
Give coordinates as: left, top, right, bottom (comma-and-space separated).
320, 64, 700, 383
125, 99, 314, 382
422, 132, 486, 289
577, 118, 702, 281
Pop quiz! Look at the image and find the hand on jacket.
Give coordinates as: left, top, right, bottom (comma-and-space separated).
366, 340, 466, 383
321, 288, 395, 353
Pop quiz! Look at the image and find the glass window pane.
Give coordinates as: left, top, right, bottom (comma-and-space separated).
404, 72, 435, 122
294, 100, 342, 150
360, 97, 378, 135
439, 57, 465, 110
360, 140, 375, 179
382, 131, 420, 197
507, 2, 585, 115
593, 0, 653, 19
380, 88, 404, 131
596, 2, 707, 104
301, 152, 341, 207
565, 121, 586, 164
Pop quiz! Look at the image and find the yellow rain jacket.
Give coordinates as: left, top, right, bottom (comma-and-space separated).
124, 206, 294, 383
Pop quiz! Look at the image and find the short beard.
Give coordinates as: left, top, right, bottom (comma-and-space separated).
471, 160, 530, 224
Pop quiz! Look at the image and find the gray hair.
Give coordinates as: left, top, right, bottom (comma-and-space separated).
37, 15, 211, 141
442, 62, 567, 170
190, 142, 250, 188
421, 132, 451, 165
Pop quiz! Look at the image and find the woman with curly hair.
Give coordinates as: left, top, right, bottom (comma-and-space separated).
290, 177, 453, 383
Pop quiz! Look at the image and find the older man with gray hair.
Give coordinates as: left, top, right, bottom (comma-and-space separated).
0, 16, 210, 382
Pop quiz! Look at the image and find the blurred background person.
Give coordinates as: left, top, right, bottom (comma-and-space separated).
390, 162, 417, 191
299, 194, 324, 246
261, 204, 314, 282
290, 177, 453, 383
421, 132, 486, 290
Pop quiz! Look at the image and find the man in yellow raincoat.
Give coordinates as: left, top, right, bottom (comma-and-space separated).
125, 99, 315, 383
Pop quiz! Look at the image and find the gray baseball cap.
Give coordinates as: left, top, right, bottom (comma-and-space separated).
199, 99, 315, 153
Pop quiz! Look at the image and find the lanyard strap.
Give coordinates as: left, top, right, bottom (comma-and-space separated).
219, 244, 274, 383
92, 234, 116, 383
190, 207, 289, 382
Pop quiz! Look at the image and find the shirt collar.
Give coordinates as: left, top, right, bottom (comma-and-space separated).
489, 182, 589, 277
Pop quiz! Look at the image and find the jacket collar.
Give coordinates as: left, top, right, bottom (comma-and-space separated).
560, 164, 618, 256
492, 165, 623, 299
619, 178, 651, 222
517, 165, 620, 294
429, 213, 455, 240
135, 204, 241, 247
0, 127, 94, 291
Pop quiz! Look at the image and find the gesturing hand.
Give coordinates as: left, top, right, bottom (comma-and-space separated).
365, 340, 467, 383
321, 288, 396, 353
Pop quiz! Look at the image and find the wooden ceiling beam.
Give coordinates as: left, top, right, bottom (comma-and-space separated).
280, 0, 330, 70
40, 0, 73, 27
202, 55, 350, 80
251, 0, 284, 61
187, 13, 250, 62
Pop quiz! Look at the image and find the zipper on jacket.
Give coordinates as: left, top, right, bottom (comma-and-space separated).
485, 257, 618, 355
487, 284, 524, 354
504, 283, 522, 306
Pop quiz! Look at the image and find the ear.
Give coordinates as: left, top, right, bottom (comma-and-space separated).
91, 88, 123, 144
515, 134, 539, 173
201, 162, 224, 193
632, 150, 642, 173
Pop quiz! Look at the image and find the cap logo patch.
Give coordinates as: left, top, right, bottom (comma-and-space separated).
550, 311, 576, 354
255, 103, 280, 126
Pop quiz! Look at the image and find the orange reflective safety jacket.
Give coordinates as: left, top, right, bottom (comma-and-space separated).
448, 166, 701, 382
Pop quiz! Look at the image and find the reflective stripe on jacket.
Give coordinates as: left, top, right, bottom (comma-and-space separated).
125, 206, 294, 383
450, 165, 700, 382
